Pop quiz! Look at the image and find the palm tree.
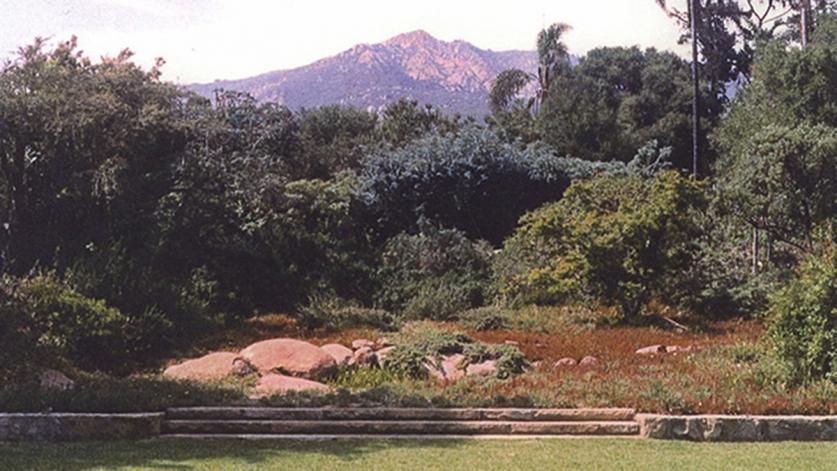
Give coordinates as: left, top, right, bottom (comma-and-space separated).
535, 23, 572, 112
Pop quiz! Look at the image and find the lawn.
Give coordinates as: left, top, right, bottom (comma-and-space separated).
1, 438, 835, 470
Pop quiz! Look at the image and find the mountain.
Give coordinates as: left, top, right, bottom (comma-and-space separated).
188, 30, 539, 117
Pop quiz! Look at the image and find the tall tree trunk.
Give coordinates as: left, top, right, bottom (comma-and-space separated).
801, 0, 812, 47
752, 226, 760, 275
689, 0, 701, 177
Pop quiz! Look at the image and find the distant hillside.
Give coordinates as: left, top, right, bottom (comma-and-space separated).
188, 30, 539, 117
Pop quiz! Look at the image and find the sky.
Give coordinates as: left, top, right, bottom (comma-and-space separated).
0, 0, 688, 84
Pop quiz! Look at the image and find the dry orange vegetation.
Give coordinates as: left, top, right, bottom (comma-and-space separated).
192, 316, 835, 415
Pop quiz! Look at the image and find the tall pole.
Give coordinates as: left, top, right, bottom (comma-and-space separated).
689, 0, 701, 178
800, 0, 812, 47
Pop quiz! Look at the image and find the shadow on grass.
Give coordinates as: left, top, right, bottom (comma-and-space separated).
0, 437, 472, 470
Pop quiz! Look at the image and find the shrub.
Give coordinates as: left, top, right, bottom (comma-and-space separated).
10, 273, 138, 373
767, 239, 837, 385
0, 276, 48, 383
497, 171, 708, 319
375, 223, 495, 320
355, 126, 626, 245
379, 322, 528, 380
0, 374, 248, 412
297, 296, 396, 331
458, 306, 514, 331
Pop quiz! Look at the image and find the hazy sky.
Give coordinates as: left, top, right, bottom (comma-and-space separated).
1, 0, 687, 84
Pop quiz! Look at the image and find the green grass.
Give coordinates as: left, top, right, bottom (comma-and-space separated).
1, 438, 835, 470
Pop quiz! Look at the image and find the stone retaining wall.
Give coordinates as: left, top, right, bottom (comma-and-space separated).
637, 414, 837, 441
2, 412, 836, 442
0, 413, 164, 442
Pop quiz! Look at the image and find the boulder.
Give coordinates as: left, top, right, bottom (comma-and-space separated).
239, 338, 336, 379
321, 344, 353, 366
423, 358, 447, 382
554, 357, 578, 368
163, 352, 250, 382
465, 360, 497, 377
350, 346, 377, 366
38, 369, 75, 391
504, 340, 520, 346
636, 345, 667, 355
579, 356, 600, 366
352, 339, 375, 350
250, 373, 331, 399
440, 354, 466, 382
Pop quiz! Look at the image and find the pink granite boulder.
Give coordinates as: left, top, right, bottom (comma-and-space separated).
321, 343, 353, 366
465, 360, 497, 377
554, 357, 578, 368
249, 373, 331, 399
239, 338, 336, 379
163, 352, 251, 382
636, 345, 667, 355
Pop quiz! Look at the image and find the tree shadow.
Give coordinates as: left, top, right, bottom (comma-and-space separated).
0, 437, 473, 470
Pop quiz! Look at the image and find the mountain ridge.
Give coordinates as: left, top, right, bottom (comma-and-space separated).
188, 30, 538, 116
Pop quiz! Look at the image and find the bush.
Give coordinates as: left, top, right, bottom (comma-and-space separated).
767, 239, 837, 385
8, 273, 138, 373
0, 374, 248, 412
379, 322, 528, 380
458, 306, 514, 331
497, 171, 708, 319
355, 126, 626, 245
297, 296, 396, 331
375, 223, 495, 320
0, 272, 180, 378
0, 276, 48, 383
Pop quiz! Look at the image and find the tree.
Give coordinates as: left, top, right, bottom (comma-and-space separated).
0, 37, 187, 274
497, 171, 708, 319
537, 47, 718, 168
535, 23, 573, 111
296, 104, 377, 179
354, 126, 626, 245
487, 69, 538, 144
375, 98, 463, 148
713, 20, 837, 271
489, 69, 534, 116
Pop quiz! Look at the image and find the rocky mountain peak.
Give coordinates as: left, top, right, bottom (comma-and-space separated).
189, 30, 538, 116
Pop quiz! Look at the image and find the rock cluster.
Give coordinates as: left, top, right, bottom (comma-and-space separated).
424, 354, 498, 382
162, 336, 401, 398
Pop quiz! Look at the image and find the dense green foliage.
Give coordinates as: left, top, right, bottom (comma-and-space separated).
374, 224, 494, 320
768, 238, 837, 384
0, 274, 141, 377
380, 322, 528, 380
497, 172, 708, 318
715, 124, 837, 252
355, 127, 625, 244
537, 47, 720, 170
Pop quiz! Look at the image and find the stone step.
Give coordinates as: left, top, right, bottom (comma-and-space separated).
163, 420, 640, 436
160, 434, 642, 441
165, 407, 636, 422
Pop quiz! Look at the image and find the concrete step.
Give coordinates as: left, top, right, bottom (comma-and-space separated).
160, 434, 642, 441
162, 419, 640, 436
165, 407, 636, 422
